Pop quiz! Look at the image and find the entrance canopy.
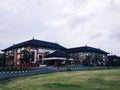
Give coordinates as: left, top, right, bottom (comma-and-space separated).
44, 50, 73, 61
44, 57, 73, 61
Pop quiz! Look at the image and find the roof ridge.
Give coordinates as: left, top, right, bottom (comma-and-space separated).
2, 39, 66, 51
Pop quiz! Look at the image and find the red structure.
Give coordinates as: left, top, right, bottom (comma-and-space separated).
2, 39, 109, 68
2, 39, 72, 68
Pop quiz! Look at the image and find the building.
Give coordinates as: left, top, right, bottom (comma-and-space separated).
68, 46, 109, 66
2, 39, 69, 67
0, 53, 2, 67
2, 39, 109, 67
44, 50, 73, 66
107, 55, 120, 66
0, 53, 2, 58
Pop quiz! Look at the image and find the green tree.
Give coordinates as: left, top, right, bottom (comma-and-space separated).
20, 50, 32, 67
83, 55, 92, 66
7, 55, 14, 68
94, 54, 102, 66
0, 54, 7, 69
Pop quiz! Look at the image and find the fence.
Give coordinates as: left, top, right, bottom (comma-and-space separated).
0, 67, 57, 78
0, 65, 114, 78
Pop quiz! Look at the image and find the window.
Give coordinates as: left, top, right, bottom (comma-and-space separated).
31, 51, 35, 62
17, 54, 20, 64
38, 48, 44, 53
38, 55, 43, 64
18, 48, 21, 53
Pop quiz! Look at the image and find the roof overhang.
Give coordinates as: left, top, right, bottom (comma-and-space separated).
2, 39, 66, 51
43, 57, 74, 61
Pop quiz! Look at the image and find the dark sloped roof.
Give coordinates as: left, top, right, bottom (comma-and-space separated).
68, 46, 109, 54
108, 55, 120, 59
2, 39, 66, 51
46, 51, 67, 58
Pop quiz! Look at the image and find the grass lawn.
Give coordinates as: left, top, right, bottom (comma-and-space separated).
0, 69, 120, 90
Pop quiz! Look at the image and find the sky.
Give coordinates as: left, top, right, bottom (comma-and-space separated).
0, 0, 120, 55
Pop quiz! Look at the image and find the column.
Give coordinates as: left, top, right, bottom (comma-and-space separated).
36, 48, 39, 66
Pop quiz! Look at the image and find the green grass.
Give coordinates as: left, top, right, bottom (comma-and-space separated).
0, 69, 120, 90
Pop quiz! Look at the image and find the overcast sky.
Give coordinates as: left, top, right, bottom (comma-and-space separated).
0, 0, 120, 55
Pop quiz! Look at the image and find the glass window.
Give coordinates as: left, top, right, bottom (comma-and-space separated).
38, 55, 43, 64
31, 51, 35, 62
18, 48, 21, 53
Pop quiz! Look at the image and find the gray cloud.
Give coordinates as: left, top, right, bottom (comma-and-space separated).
0, 0, 120, 55
68, 15, 93, 29
109, 27, 120, 40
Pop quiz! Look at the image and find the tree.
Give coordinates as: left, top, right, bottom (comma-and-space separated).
7, 55, 14, 68
83, 55, 92, 66
94, 54, 100, 66
20, 50, 32, 67
0, 54, 7, 69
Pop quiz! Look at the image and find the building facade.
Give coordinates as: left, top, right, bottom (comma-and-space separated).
2, 39, 109, 67
2, 39, 67, 67
107, 55, 120, 66
44, 50, 73, 66
68, 46, 108, 66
